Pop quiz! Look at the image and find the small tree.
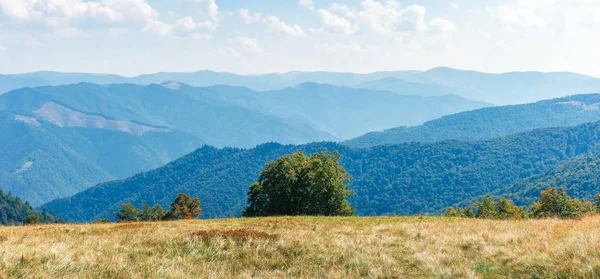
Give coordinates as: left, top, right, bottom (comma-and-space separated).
496, 198, 527, 220
25, 215, 40, 225
243, 151, 355, 217
115, 204, 140, 223
595, 194, 600, 213
170, 194, 202, 220
530, 188, 594, 219
140, 204, 167, 221
444, 207, 459, 217
474, 195, 497, 218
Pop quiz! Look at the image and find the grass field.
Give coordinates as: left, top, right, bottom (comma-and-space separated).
1, 216, 600, 278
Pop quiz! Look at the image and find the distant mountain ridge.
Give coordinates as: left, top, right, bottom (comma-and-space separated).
345, 94, 600, 147
2, 67, 600, 104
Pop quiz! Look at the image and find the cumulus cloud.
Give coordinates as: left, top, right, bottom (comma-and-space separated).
317, 9, 355, 35
239, 9, 261, 24
299, 0, 314, 10
0, 0, 157, 26
266, 16, 306, 36
175, 16, 217, 32
144, 19, 173, 36
322, 0, 456, 36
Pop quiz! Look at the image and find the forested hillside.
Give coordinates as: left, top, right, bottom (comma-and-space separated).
346, 94, 600, 147
0, 112, 201, 206
499, 153, 600, 206
0, 189, 60, 225
44, 121, 600, 222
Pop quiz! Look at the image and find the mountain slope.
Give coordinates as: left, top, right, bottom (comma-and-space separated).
358, 77, 458, 96
0, 111, 202, 206
345, 94, 600, 148
498, 153, 600, 206
405, 67, 600, 104
0, 189, 61, 225
43, 121, 600, 222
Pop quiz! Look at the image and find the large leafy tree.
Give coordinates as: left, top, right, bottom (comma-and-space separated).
243, 151, 355, 217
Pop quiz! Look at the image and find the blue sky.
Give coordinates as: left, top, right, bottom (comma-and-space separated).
0, 0, 599, 77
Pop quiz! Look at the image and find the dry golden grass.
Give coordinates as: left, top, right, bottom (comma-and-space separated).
1, 216, 600, 278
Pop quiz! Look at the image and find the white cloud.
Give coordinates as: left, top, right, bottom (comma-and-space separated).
449, 1, 458, 9
239, 9, 261, 24
495, 4, 547, 30
0, 0, 157, 26
430, 18, 457, 33
0, 42, 5, 52
299, 0, 314, 10
207, 0, 219, 22
236, 36, 265, 56
266, 16, 306, 36
317, 9, 355, 35
175, 16, 217, 32
144, 19, 173, 36
329, 1, 454, 36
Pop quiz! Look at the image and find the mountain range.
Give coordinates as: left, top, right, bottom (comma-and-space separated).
3, 68, 600, 104
0, 82, 487, 206
43, 121, 600, 222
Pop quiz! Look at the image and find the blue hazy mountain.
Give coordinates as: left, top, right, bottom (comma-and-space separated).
345, 94, 600, 147
2, 68, 599, 104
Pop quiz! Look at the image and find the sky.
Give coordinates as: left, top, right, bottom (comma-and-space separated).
0, 0, 599, 77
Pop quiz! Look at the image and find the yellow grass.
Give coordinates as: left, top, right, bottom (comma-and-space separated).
2, 216, 600, 278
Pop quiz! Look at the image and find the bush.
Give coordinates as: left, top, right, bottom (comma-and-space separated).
24, 215, 40, 225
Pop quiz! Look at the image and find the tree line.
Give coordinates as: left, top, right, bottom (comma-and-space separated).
445, 188, 600, 220
111, 193, 202, 223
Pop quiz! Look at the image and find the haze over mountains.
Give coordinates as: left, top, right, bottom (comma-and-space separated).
346, 94, 600, 147
3, 67, 600, 104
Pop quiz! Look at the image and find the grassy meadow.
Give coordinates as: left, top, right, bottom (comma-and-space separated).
1, 216, 600, 278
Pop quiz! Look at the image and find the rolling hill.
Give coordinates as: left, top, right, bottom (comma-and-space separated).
345, 94, 600, 148
43, 121, 600, 222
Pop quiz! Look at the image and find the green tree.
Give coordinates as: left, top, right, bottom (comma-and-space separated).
595, 194, 600, 213
530, 188, 594, 219
140, 204, 167, 221
496, 198, 528, 220
115, 204, 140, 223
170, 194, 201, 220
25, 214, 40, 225
474, 195, 497, 218
243, 151, 355, 217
